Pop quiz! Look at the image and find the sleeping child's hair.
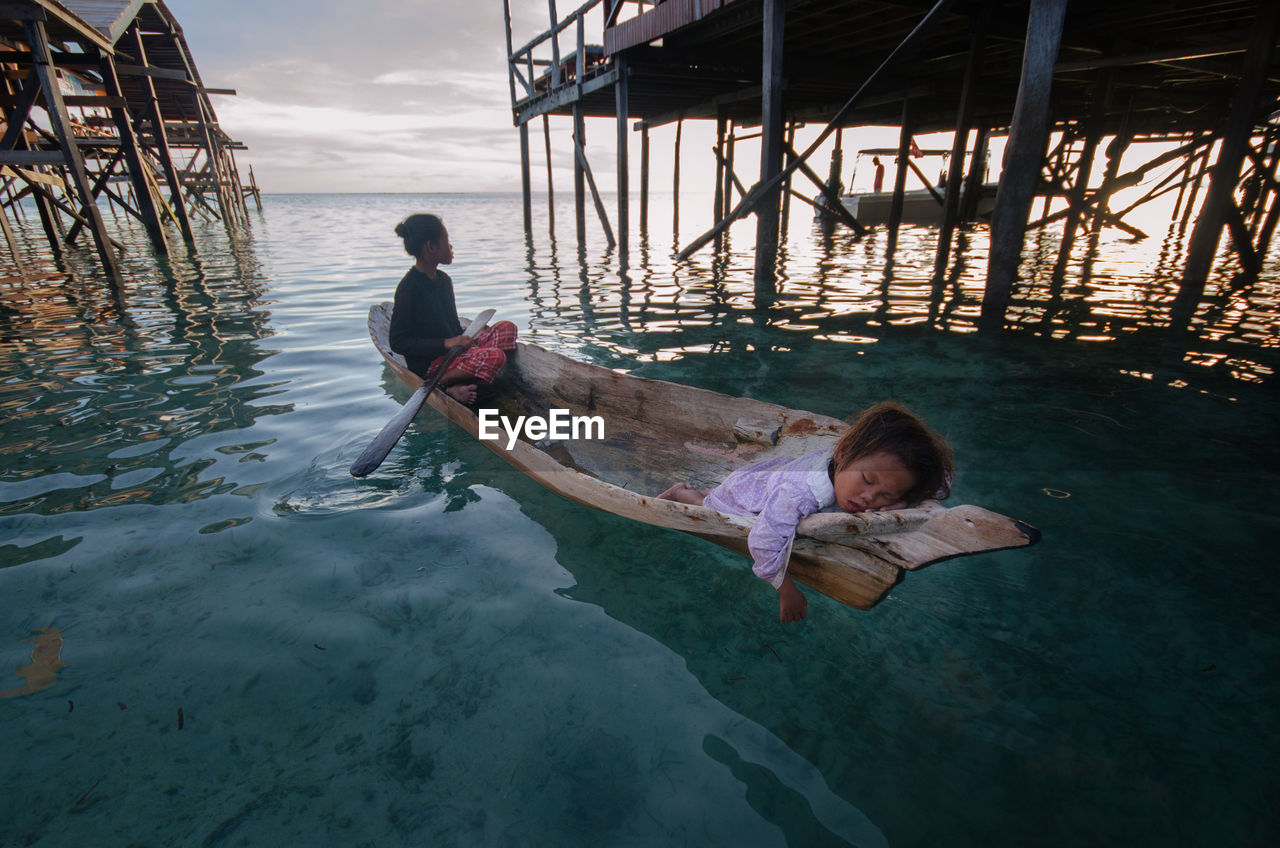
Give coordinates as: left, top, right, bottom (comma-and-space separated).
833, 401, 954, 504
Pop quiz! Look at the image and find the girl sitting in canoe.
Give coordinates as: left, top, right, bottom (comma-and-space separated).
388, 213, 518, 405
659, 402, 953, 622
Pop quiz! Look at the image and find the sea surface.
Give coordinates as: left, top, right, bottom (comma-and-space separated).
1, 191, 1277, 847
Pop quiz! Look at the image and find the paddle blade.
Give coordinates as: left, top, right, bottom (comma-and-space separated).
464, 308, 496, 337
349, 385, 430, 477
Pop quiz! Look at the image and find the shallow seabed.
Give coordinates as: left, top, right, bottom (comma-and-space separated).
1, 193, 1277, 847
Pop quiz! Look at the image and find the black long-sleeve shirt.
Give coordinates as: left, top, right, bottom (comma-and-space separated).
388, 267, 463, 376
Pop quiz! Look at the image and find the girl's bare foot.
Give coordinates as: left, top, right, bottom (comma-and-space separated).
444, 383, 478, 405
657, 482, 707, 505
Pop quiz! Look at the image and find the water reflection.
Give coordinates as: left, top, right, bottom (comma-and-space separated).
0, 217, 290, 522
520, 211, 1279, 387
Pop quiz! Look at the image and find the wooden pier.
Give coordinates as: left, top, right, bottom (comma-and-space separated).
504, 0, 1280, 327
1, 0, 250, 281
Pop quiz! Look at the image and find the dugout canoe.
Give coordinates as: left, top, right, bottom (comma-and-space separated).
366, 303, 1040, 611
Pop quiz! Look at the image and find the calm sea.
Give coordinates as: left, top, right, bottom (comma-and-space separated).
1, 191, 1277, 846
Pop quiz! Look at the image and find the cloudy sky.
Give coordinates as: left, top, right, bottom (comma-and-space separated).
160, 1, 704, 194
160, 1, 918, 197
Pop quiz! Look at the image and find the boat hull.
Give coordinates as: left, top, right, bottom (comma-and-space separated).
366, 303, 1038, 610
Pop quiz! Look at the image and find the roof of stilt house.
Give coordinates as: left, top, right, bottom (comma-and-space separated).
60, 0, 146, 45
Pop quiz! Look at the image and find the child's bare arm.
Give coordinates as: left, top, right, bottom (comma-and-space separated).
777, 574, 808, 622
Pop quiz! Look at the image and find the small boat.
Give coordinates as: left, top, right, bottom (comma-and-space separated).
817, 147, 997, 226
366, 303, 1039, 611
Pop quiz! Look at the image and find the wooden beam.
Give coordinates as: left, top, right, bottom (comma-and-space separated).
753, 0, 785, 292
99, 51, 168, 254
981, 0, 1067, 331
934, 3, 989, 279
23, 18, 122, 279
128, 24, 194, 242
1178, 0, 1280, 319
573, 101, 586, 245
575, 139, 616, 248
616, 53, 629, 263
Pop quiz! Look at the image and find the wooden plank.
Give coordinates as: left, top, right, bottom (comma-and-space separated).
0, 164, 66, 189
0, 151, 65, 166
113, 64, 190, 82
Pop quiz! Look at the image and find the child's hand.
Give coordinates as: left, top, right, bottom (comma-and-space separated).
777, 575, 808, 622
870, 501, 907, 512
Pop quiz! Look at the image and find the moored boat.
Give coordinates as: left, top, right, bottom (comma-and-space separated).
365, 303, 1039, 611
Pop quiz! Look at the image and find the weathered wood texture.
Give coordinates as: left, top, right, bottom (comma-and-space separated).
366, 302, 1039, 611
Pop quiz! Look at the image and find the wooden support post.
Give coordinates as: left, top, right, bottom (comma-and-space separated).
615, 54, 629, 264
1090, 129, 1131, 233
247, 165, 263, 211
22, 18, 121, 280
640, 124, 649, 235
575, 141, 616, 248
0, 199, 25, 278
1053, 74, 1110, 276
723, 119, 736, 220
99, 52, 168, 254
543, 114, 556, 238
673, 118, 682, 238
129, 25, 194, 243
1180, 141, 1213, 234
714, 112, 726, 227
981, 0, 1067, 331
1177, 0, 1280, 321
573, 102, 586, 246
888, 99, 914, 253
934, 5, 989, 280
754, 0, 786, 293
519, 121, 533, 237
168, 28, 239, 226
960, 124, 990, 221
780, 120, 796, 242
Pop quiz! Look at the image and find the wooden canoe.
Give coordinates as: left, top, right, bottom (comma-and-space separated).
366, 303, 1040, 611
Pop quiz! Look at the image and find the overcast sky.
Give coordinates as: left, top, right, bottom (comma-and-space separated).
160, 1, 660, 193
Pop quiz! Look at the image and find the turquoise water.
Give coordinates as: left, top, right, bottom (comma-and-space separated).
2, 192, 1277, 846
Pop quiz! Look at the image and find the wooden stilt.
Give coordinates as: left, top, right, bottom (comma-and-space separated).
673, 118, 682, 238
1052, 74, 1111, 276
1089, 130, 1131, 234
573, 102, 586, 246
0, 199, 25, 278
615, 54, 629, 264
780, 120, 795, 242
723, 119, 736, 220
714, 112, 726, 227
1177, 0, 1280, 320
129, 25, 195, 243
639, 124, 649, 235
888, 99, 914, 254
934, 4, 989, 279
520, 121, 533, 237
23, 18, 121, 280
981, 0, 1068, 331
543, 114, 556, 238
99, 52, 168, 254
960, 124, 990, 221
753, 0, 786, 293
574, 142, 616, 249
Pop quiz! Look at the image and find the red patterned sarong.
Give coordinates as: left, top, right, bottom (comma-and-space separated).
425, 320, 518, 385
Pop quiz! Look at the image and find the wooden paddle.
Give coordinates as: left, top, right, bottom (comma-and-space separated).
350, 309, 496, 477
